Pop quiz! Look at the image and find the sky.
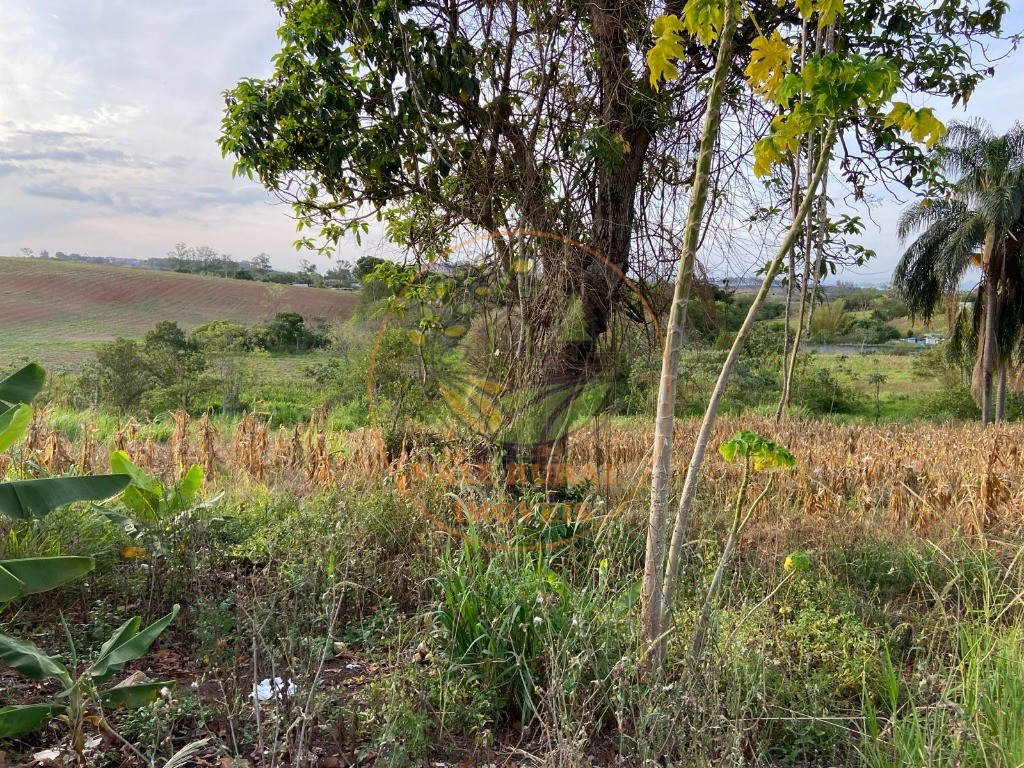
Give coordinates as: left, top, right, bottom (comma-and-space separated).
0, 1, 1021, 281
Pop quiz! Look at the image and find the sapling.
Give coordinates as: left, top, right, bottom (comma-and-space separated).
641, 0, 945, 664
0, 605, 180, 756
688, 431, 795, 667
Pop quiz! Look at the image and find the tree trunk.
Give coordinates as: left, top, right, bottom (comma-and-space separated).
657, 122, 836, 649
997, 357, 1007, 423
981, 249, 997, 426
641, 0, 737, 661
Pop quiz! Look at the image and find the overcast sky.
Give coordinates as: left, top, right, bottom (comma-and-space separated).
1, 2, 1021, 281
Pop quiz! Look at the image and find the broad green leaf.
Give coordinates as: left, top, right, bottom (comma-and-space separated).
0, 404, 32, 453
0, 556, 94, 600
0, 633, 71, 685
110, 451, 163, 497
0, 703, 63, 738
784, 551, 812, 573
90, 604, 179, 685
0, 565, 23, 602
95, 616, 142, 664
0, 363, 46, 410
718, 430, 796, 470
101, 680, 175, 709
0, 475, 131, 521
121, 484, 161, 518
175, 464, 204, 507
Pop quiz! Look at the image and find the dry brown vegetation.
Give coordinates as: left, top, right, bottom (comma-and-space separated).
19, 410, 1024, 544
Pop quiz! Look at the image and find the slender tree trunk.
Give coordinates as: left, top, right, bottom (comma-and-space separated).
658, 123, 836, 645
641, 0, 737, 660
982, 244, 997, 426
775, 23, 817, 421
777, 22, 808, 418
776, 158, 800, 422
777, 136, 816, 418
995, 358, 1003, 423
804, 173, 830, 332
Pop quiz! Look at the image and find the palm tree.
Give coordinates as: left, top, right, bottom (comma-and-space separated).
894, 119, 1024, 424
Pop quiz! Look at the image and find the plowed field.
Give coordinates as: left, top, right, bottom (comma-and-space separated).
0, 257, 355, 364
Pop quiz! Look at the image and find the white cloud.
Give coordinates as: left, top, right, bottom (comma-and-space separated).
0, 0, 1020, 282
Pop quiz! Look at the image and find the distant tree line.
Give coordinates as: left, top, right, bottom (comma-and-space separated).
12, 243, 363, 291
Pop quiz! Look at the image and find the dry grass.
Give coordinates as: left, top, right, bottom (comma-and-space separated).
19, 410, 1024, 543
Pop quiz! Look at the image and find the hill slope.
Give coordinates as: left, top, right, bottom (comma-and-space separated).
0, 257, 356, 365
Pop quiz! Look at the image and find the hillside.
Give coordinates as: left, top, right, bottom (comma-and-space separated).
0, 257, 356, 365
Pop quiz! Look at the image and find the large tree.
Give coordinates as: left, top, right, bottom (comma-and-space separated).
895, 120, 1024, 424
221, 0, 1006, 440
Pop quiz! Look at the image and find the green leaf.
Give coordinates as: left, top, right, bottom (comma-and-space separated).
0, 703, 63, 738
90, 604, 179, 685
174, 464, 204, 507
0, 556, 94, 601
0, 565, 23, 602
0, 475, 131, 521
0, 363, 46, 410
682, 0, 726, 46
886, 102, 946, 149
110, 451, 163, 497
0, 404, 32, 453
101, 680, 175, 709
718, 430, 796, 470
784, 551, 812, 573
95, 616, 142, 664
0, 633, 71, 685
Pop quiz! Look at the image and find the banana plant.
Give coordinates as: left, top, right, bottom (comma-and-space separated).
100, 450, 221, 555
0, 605, 180, 748
0, 363, 130, 602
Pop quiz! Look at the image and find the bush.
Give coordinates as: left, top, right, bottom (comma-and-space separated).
918, 386, 980, 421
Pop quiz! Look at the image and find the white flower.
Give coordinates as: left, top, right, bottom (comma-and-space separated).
533, 616, 543, 626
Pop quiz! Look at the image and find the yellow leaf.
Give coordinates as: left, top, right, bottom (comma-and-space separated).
682, 0, 726, 46
444, 324, 467, 338
745, 31, 793, 102
794, 0, 814, 19
407, 330, 425, 346
813, 0, 844, 27
753, 137, 785, 177
122, 546, 146, 560
886, 102, 946, 149
511, 258, 534, 273
647, 14, 687, 89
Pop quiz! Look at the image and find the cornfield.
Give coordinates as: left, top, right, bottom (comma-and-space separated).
15, 409, 1024, 541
